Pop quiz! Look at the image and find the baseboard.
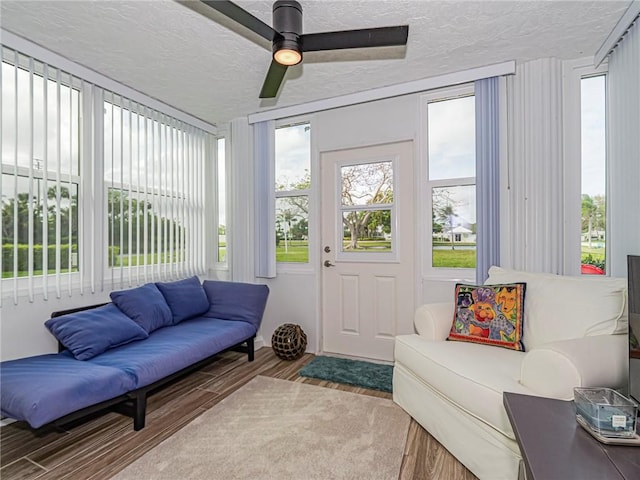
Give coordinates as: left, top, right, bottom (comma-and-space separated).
0, 417, 17, 427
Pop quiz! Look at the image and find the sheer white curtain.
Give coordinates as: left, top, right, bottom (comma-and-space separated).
607, 18, 640, 276
475, 77, 500, 284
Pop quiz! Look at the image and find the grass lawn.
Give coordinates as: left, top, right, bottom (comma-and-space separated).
111, 252, 182, 267
342, 240, 392, 251
432, 249, 476, 268
276, 241, 309, 263
2, 268, 77, 278
581, 245, 605, 262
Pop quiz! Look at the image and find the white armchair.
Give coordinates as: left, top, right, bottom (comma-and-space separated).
393, 267, 628, 480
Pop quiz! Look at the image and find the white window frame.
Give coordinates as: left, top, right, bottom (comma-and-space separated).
274, 118, 313, 272
211, 134, 228, 270
562, 58, 608, 275
419, 84, 476, 280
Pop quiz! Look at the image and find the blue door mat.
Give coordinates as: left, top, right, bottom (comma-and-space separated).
299, 355, 393, 393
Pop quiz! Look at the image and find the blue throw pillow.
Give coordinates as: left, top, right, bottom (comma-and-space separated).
202, 280, 269, 331
45, 304, 148, 361
156, 276, 209, 323
110, 283, 173, 333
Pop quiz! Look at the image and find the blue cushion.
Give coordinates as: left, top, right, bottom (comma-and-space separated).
88, 317, 255, 387
44, 304, 149, 360
110, 283, 173, 333
202, 280, 269, 330
0, 353, 136, 428
156, 276, 209, 323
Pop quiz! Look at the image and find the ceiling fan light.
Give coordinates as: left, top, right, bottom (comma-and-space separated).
274, 48, 302, 66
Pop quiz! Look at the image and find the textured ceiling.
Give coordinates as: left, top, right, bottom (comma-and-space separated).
0, 0, 631, 127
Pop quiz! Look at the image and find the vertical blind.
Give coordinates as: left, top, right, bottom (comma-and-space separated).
1, 47, 81, 305
254, 120, 276, 278
104, 92, 208, 289
1, 45, 212, 304
607, 17, 640, 276
475, 77, 501, 284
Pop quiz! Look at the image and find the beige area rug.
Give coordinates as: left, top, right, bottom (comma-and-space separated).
112, 375, 410, 480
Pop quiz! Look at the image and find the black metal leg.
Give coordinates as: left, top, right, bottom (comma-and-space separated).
133, 392, 147, 431
247, 337, 255, 362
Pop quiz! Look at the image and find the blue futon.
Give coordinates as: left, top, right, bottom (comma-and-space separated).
0, 278, 269, 430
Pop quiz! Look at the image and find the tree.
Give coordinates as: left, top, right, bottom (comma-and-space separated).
2, 185, 79, 274
437, 204, 456, 249
106, 190, 182, 265
276, 208, 296, 252
341, 162, 392, 249
592, 194, 606, 234
581, 194, 597, 247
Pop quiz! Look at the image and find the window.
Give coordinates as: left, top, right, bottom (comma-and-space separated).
275, 122, 310, 263
580, 75, 606, 275
340, 161, 393, 253
1, 49, 80, 300
104, 93, 209, 284
217, 137, 226, 263
1, 43, 217, 303
425, 91, 476, 270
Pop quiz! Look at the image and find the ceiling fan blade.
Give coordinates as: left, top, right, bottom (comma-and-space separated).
200, 0, 278, 42
301, 26, 409, 52
259, 61, 289, 98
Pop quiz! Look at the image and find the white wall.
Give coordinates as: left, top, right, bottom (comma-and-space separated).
1, 288, 109, 360
3, 55, 635, 361
257, 56, 634, 357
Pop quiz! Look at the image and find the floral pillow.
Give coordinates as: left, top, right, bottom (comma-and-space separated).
448, 283, 526, 351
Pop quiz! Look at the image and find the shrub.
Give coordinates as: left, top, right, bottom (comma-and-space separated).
581, 253, 605, 271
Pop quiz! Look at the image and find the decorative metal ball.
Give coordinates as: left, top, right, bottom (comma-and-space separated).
272, 323, 307, 360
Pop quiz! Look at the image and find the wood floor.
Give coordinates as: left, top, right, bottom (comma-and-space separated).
1, 348, 477, 480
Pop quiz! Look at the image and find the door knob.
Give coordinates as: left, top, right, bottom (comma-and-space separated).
324, 260, 335, 267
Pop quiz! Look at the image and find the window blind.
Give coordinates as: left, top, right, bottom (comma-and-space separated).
1, 46, 81, 305
104, 92, 209, 288
475, 77, 501, 284
1, 43, 214, 305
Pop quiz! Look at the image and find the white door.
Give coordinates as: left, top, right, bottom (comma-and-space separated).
321, 141, 415, 361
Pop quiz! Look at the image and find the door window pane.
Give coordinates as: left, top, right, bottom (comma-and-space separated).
432, 185, 476, 268
342, 210, 392, 252
341, 161, 393, 206
428, 96, 475, 180
339, 160, 394, 253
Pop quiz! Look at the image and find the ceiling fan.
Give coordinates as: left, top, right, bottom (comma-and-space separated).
198, 0, 409, 98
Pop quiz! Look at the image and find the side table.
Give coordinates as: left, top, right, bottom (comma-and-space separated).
503, 392, 640, 480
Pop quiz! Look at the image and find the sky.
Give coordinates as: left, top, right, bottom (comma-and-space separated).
581, 75, 606, 197
428, 95, 475, 181
275, 123, 310, 191
217, 138, 226, 227
1, 61, 78, 175
428, 95, 476, 224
